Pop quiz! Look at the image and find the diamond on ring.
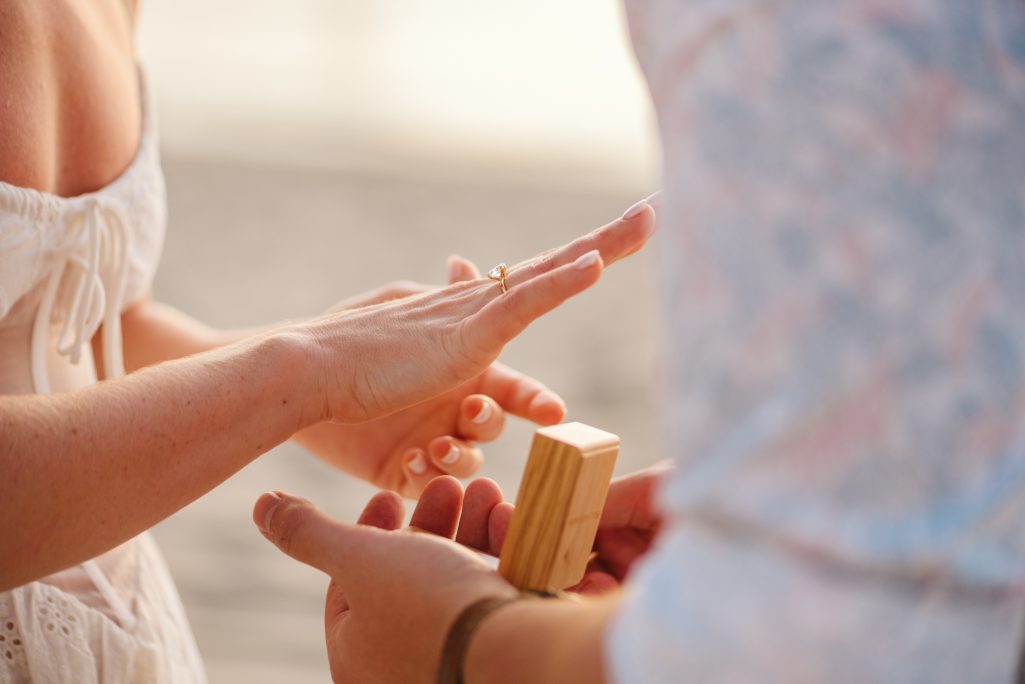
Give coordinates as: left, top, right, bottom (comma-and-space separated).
487, 263, 509, 294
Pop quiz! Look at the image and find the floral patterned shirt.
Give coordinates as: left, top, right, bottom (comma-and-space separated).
610, 1, 1025, 681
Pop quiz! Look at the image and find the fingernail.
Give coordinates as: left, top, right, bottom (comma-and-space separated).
408, 451, 427, 475
441, 443, 460, 465
259, 491, 283, 533
471, 400, 492, 425
621, 199, 650, 220
573, 250, 601, 270
643, 190, 662, 210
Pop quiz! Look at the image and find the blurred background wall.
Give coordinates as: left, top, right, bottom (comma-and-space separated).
138, 1, 661, 681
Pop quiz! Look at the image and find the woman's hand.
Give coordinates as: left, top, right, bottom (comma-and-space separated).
293, 263, 569, 497
295, 364, 564, 496
119, 203, 655, 499
296, 205, 655, 444
254, 480, 615, 684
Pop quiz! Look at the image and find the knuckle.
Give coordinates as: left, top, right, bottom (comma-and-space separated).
534, 251, 555, 272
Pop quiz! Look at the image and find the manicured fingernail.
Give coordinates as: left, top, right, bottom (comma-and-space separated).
573, 250, 601, 270
441, 443, 460, 465
643, 191, 662, 210
621, 199, 650, 220
472, 401, 492, 424
408, 451, 427, 474
259, 491, 283, 533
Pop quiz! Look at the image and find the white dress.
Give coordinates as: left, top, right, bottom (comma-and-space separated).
0, 78, 207, 683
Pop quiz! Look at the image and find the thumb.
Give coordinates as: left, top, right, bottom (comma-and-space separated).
254, 491, 373, 579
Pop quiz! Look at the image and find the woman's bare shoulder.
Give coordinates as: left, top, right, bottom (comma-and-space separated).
0, 0, 141, 197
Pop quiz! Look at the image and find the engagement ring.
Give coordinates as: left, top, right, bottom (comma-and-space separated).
487, 263, 509, 294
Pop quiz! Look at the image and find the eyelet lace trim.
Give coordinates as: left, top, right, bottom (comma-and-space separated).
37, 594, 82, 641
0, 591, 91, 680
0, 595, 28, 678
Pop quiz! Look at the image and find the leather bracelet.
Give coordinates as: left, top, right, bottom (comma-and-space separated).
435, 595, 521, 684
435, 590, 582, 684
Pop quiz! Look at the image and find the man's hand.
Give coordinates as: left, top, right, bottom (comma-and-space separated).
433, 464, 672, 593
254, 481, 516, 683
254, 478, 619, 683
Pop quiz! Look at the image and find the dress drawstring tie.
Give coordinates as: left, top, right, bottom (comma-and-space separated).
29, 197, 137, 630
30, 197, 130, 394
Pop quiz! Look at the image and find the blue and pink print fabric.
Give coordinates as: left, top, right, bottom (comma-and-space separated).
610, 1, 1025, 681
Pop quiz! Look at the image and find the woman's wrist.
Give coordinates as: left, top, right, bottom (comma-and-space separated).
258, 325, 333, 429
463, 593, 619, 684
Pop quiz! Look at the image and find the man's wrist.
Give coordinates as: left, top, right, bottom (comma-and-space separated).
463, 593, 619, 684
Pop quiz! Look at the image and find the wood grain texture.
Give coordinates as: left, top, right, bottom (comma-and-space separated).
498, 422, 619, 592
